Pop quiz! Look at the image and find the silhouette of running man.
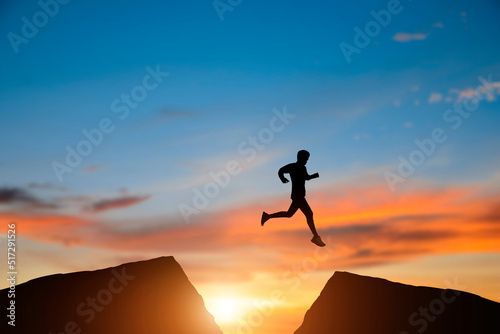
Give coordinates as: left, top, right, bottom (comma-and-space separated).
261, 150, 326, 247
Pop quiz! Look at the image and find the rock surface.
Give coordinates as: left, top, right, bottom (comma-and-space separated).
295, 271, 500, 334
1, 256, 222, 334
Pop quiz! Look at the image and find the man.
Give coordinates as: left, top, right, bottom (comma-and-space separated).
261, 150, 325, 247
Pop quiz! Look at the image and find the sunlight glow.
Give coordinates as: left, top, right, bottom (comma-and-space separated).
206, 297, 247, 324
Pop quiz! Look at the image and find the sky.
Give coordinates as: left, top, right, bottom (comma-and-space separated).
1, 0, 500, 333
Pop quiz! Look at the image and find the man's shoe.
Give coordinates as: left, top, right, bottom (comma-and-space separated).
261, 212, 269, 226
311, 235, 326, 247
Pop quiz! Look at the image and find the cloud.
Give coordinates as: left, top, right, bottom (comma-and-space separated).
158, 108, 195, 121
392, 32, 428, 43
478, 201, 500, 222
0, 211, 91, 246
85, 195, 152, 212
0, 187, 58, 209
455, 82, 500, 102
433, 22, 443, 28
127, 107, 196, 131
83, 165, 109, 174
27, 182, 66, 191
8, 177, 500, 286
0, 187, 36, 203
428, 92, 442, 103
454, 88, 476, 102
0, 186, 137, 213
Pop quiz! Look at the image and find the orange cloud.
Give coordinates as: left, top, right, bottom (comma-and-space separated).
4, 181, 500, 283
4, 180, 500, 334
0, 211, 92, 246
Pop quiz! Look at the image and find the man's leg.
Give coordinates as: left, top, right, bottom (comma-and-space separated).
297, 198, 318, 236
262, 200, 299, 225
298, 198, 325, 246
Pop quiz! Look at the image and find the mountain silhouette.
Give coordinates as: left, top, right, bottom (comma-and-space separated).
295, 271, 500, 334
4, 258, 499, 334
1, 256, 222, 334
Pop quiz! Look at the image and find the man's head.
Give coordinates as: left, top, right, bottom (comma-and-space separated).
297, 150, 310, 165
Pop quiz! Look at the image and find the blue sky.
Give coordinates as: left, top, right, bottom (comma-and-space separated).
1, 0, 500, 221
1, 2, 500, 331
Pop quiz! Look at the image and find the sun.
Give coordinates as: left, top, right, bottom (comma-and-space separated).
206, 297, 245, 324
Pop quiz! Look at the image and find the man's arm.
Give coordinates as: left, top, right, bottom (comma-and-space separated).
278, 164, 292, 183
307, 172, 319, 180
305, 167, 319, 180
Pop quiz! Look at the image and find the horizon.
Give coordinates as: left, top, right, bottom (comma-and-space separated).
1, 1, 500, 333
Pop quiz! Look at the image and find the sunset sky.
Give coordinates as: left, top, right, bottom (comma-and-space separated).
1, 0, 500, 333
